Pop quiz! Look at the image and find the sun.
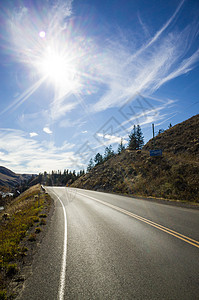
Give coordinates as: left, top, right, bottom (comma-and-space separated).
41, 49, 67, 83
37, 45, 79, 90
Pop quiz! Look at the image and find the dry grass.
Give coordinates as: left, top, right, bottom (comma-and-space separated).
72, 150, 199, 203
0, 184, 51, 298
143, 114, 199, 159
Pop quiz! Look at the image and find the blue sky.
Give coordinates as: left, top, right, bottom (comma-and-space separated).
0, 0, 199, 174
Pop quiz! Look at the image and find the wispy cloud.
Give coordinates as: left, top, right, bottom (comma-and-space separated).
59, 118, 87, 129
50, 99, 78, 121
96, 133, 128, 145
137, 12, 151, 39
92, 1, 199, 113
0, 129, 79, 173
155, 48, 199, 89
121, 98, 175, 129
131, 0, 186, 60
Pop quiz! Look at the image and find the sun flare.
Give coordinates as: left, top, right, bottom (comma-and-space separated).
6, 1, 95, 113
38, 46, 78, 89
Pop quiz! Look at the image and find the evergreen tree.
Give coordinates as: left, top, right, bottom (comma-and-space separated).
104, 145, 114, 161
46, 176, 52, 186
79, 169, 85, 176
136, 125, 144, 149
128, 125, 144, 150
94, 153, 103, 165
87, 158, 94, 172
117, 138, 125, 154
128, 125, 138, 150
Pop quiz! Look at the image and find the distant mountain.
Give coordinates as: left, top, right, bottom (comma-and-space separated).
71, 115, 199, 202
0, 166, 34, 189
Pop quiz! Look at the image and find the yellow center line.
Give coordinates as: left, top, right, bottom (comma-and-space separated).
76, 192, 199, 249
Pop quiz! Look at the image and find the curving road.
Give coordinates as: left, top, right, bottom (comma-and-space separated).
18, 187, 199, 300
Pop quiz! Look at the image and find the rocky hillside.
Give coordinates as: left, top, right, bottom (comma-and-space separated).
71, 115, 199, 202
0, 166, 33, 189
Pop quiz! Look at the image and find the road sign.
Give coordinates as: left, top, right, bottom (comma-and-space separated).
150, 149, 162, 156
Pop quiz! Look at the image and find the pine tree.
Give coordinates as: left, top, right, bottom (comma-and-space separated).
87, 158, 94, 172
128, 125, 144, 150
104, 145, 114, 161
118, 138, 125, 154
94, 153, 103, 165
136, 125, 144, 149
128, 125, 138, 150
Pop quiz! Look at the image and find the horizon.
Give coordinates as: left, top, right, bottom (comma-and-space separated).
0, 0, 199, 173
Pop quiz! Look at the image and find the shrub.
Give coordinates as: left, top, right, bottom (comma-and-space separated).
35, 227, 41, 234
28, 233, 36, 242
40, 219, 46, 226
39, 214, 47, 218
32, 216, 39, 223
6, 264, 18, 277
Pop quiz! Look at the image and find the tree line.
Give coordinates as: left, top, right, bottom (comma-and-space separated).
12, 169, 85, 193
39, 169, 85, 186
87, 124, 144, 172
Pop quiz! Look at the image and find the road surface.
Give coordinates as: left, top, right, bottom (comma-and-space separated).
18, 187, 199, 299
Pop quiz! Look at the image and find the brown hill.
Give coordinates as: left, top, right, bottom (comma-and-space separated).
71, 115, 199, 202
143, 114, 199, 157
0, 166, 33, 189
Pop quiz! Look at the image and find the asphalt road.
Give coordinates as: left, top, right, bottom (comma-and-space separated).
18, 187, 199, 300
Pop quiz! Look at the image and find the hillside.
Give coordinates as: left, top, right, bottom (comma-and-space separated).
0, 184, 52, 298
71, 115, 199, 202
143, 114, 199, 156
0, 166, 33, 189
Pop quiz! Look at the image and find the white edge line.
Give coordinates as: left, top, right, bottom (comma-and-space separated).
48, 188, 67, 300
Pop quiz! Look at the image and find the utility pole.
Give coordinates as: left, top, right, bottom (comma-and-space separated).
150, 123, 162, 157
152, 123, 155, 149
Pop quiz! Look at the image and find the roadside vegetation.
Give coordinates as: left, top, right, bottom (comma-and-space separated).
0, 184, 51, 299
72, 149, 199, 202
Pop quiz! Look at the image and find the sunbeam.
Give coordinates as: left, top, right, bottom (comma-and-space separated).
0, 77, 46, 115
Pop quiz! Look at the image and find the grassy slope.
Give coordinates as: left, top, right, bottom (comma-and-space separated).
0, 184, 52, 299
71, 150, 199, 202
71, 115, 199, 203
143, 114, 199, 156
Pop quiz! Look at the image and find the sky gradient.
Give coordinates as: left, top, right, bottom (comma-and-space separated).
0, 0, 199, 174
